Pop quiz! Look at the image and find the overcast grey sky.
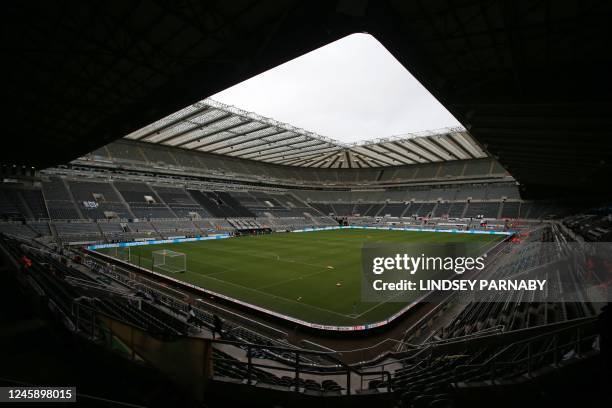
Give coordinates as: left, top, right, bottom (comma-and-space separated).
212, 33, 462, 144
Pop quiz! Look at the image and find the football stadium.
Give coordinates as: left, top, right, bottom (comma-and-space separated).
1, 2, 611, 408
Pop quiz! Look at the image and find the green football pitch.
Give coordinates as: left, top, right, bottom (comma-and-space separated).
97, 229, 503, 327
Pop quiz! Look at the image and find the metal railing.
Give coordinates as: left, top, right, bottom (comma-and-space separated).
72, 301, 394, 396
452, 319, 598, 382
210, 338, 393, 395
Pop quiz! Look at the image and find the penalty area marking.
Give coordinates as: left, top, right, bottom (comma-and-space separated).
123, 231, 505, 323
179, 266, 364, 320
197, 245, 332, 270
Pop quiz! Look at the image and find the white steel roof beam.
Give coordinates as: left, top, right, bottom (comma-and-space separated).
256, 146, 337, 163
363, 144, 418, 165
279, 152, 331, 166
260, 146, 340, 163
432, 135, 470, 160
174, 117, 249, 148
216, 133, 303, 156
349, 146, 398, 166
451, 132, 488, 158
204, 130, 293, 153
231, 137, 322, 158
380, 142, 423, 163
351, 152, 387, 167
144, 110, 233, 144
306, 151, 343, 168
410, 137, 449, 160
394, 140, 440, 162
125, 103, 209, 140
244, 142, 333, 161
190, 124, 272, 150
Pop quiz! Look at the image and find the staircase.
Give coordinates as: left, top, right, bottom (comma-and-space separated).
109, 182, 136, 219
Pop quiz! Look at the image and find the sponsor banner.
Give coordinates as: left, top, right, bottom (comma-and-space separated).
292, 225, 513, 235
86, 233, 231, 250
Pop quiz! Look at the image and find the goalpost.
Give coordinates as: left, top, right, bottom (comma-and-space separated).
152, 250, 187, 273
111, 246, 131, 263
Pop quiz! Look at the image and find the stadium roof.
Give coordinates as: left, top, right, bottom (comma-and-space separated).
124, 99, 486, 168
4, 1, 612, 197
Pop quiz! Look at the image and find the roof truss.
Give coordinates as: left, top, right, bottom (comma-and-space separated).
122, 98, 486, 168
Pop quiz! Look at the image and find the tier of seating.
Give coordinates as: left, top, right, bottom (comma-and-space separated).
41, 178, 81, 219
563, 212, 612, 242
228, 191, 316, 218
0, 168, 573, 248
114, 181, 176, 219
227, 219, 263, 230
212, 348, 344, 392
0, 236, 192, 338
67, 180, 132, 219
0, 188, 49, 219
85, 139, 508, 186
97, 222, 127, 240
463, 202, 500, 218
188, 190, 254, 218
4, 173, 570, 228
401, 225, 599, 348
193, 218, 234, 232
307, 201, 499, 219
386, 320, 598, 407
0, 222, 38, 238
150, 185, 210, 218
259, 216, 337, 231
53, 222, 103, 242
292, 182, 519, 203
150, 220, 200, 234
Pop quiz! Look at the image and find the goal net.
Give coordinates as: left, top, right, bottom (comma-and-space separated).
111, 246, 131, 263
152, 250, 186, 273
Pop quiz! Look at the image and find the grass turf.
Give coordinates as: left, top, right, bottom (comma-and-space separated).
97, 229, 503, 326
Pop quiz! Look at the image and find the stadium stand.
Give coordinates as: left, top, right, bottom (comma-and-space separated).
54, 221, 103, 243
0, 165, 539, 245
68, 180, 132, 219
41, 177, 82, 219
500, 201, 521, 218
114, 181, 175, 219
187, 190, 254, 218
447, 202, 467, 218
97, 221, 127, 240
28, 221, 52, 236
463, 202, 501, 219
0, 222, 37, 238
379, 203, 408, 217
0, 188, 30, 219
151, 185, 210, 218
433, 202, 451, 217
563, 211, 612, 242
